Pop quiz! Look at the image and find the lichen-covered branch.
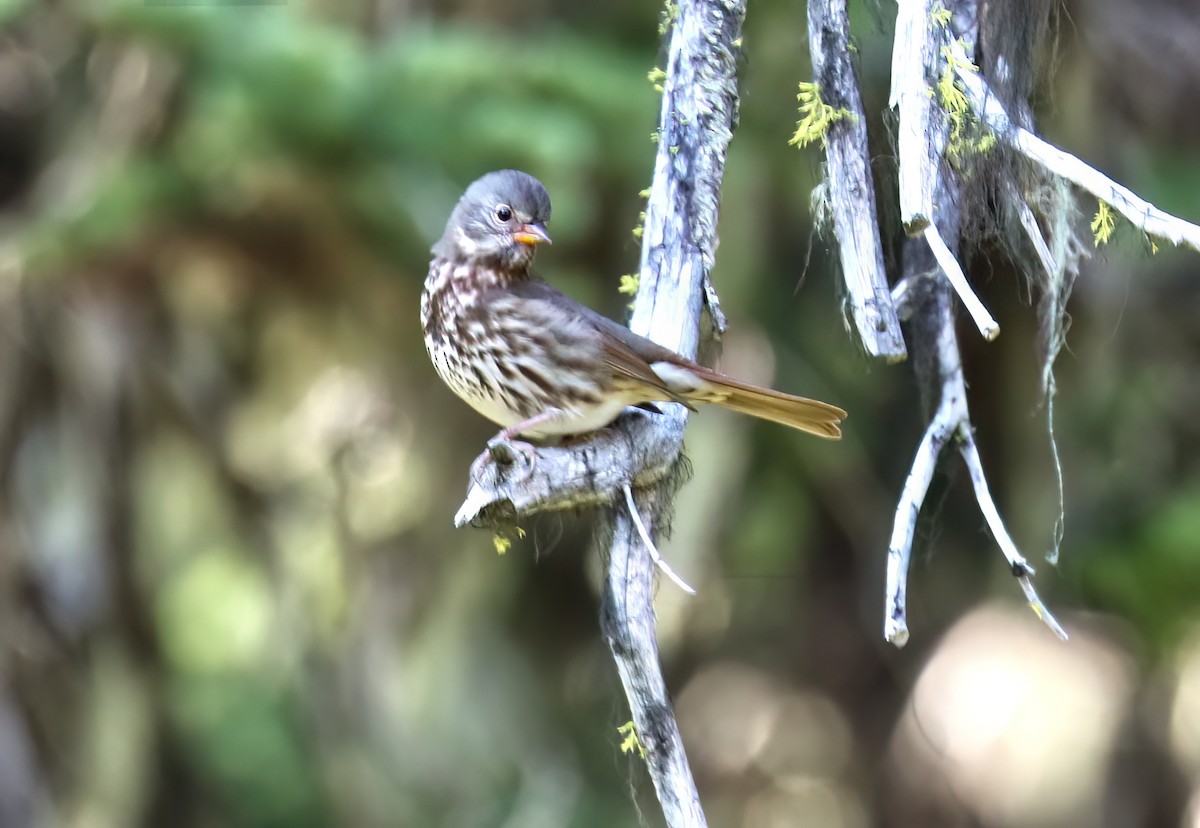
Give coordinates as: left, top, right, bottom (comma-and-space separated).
886, 0, 1065, 646
890, 0, 1000, 342
950, 41, 1200, 252
598, 3, 747, 824
459, 1, 747, 824
806, 0, 906, 362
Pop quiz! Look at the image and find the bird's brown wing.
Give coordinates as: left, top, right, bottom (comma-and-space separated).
502, 279, 685, 401
506, 281, 690, 363
505, 279, 845, 439
582, 300, 844, 437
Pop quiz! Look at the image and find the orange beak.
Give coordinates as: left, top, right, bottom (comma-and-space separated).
512, 222, 552, 247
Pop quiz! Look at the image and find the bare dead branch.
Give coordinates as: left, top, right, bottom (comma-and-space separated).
453, 0, 748, 823
886, 264, 1066, 648
958, 431, 1068, 640
885, 0, 1064, 647
884, 394, 957, 647
889, 0, 943, 235
951, 42, 1200, 251
890, 0, 1000, 342
597, 2, 749, 822
807, 0, 906, 362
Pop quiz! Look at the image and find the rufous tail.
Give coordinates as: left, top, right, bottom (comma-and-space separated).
652, 362, 846, 439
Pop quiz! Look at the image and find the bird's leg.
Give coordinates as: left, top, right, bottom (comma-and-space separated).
471, 409, 565, 482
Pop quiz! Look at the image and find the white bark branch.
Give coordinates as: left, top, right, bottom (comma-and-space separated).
891, 0, 999, 340
923, 224, 1000, 340
456, 0, 747, 821
951, 43, 1200, 252
884, 397, 956, 646
886, 0, 1063, 647
808, 0, 907, 362
958, 432, 1068, 640
886, 271, 1066, 647
623, 483, 696, 595
1010, 182, 1057, 279
890, 0, 942, 234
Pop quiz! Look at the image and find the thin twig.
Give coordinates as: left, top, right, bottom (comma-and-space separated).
958, 431, 1068, 640
957, 429, 1033, 579
890, 276, 915, 320
884, 399, 956, 646
924, 224, 1000, 340
624, 483, 696, 595
1010, 183, 1056, 279
703, 278, 728, 337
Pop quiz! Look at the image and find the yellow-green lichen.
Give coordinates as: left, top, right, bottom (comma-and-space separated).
788, 81, 855, 150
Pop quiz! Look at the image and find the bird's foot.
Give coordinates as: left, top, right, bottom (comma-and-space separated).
471, 436, 538, 483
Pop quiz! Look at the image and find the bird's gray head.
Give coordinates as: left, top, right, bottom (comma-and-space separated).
434, 170, 553, 270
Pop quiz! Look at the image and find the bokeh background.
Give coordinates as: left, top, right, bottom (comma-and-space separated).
2, 0, 1200, 826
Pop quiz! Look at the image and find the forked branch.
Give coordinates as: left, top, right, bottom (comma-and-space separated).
885, 273, 1066, 647
885, 0, 1065, 645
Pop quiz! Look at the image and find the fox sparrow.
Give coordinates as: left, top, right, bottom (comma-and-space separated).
421, 170, 846, 476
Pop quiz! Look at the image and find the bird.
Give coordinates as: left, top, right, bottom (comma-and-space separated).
420, 169, 846, 477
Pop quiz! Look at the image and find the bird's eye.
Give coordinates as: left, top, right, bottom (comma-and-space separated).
494, 204, 513, 223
